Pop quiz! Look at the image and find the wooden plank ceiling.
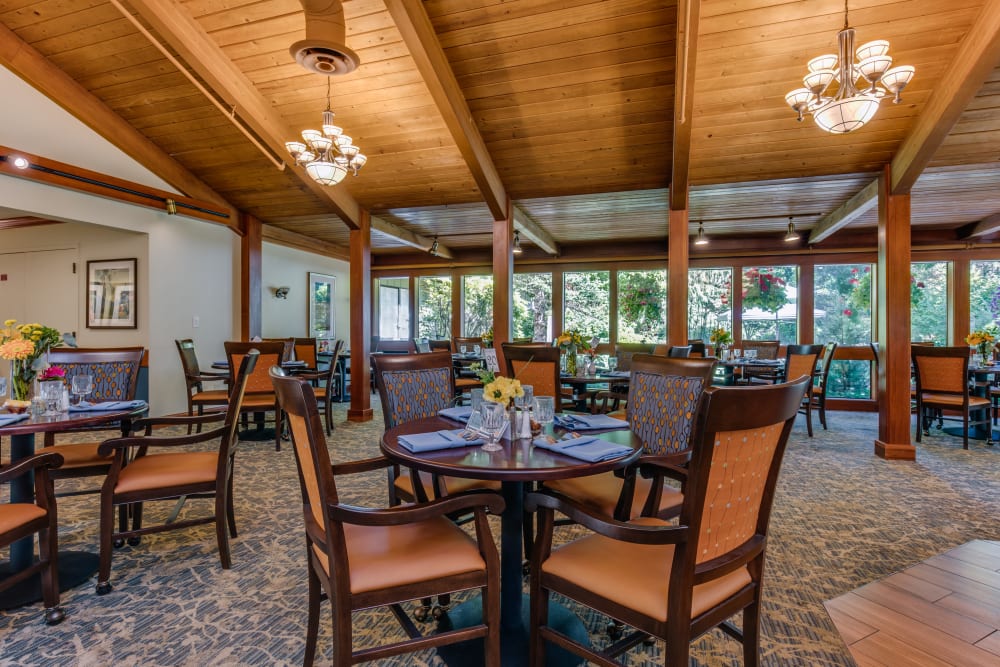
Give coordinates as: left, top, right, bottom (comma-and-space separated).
1, 0, 998, 255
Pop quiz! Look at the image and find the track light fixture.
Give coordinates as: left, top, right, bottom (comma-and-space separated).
784, 217, 801, 242
428, 237, 439, 256
512, 230, 523, 254
694, 221, 709, 246
9, 155, 29, 169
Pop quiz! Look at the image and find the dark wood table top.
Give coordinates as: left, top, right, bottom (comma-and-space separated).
380, 415, 641, 483
0, 404, 148, 437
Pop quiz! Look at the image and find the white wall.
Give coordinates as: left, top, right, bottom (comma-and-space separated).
262, 242, 350, 342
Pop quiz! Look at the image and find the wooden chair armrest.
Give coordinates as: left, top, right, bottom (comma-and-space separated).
638, 457, 689, 483
190, 372, 228, 382
98, 426, 228, 456
129, 412, 226, 432
328, 490, 505, 526
0, 451, 65, 483
525, 489, 687, 545
330, 456, 392, 477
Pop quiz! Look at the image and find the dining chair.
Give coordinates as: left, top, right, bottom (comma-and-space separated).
429, 339, 452, 352
810, 342, 839, 430
38, 347, 145, 494
778, 344, 825, 436
668, 345, 692, 358
525, 377, 809, 666
0, 450, 65, 624
501, 343, 574, 412
224, 340, 292, 450
292, 338, 318, 368
912, 345, 992, 449
738, 340, 782, 384
94, 350, 257, 595
688, 340, 707, 357
413, 337, 432, 353
543, 355, 716, 522
271, 366, 503, 666
292, 339, 344, 435
615, 343, 656, 369
175, 339, 229, 432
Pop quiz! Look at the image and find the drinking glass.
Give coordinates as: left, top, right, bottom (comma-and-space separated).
473, 344, 481, 355
460, 344, 468, 355
534, 396, 555, 425
0, 377, 7, 400
71, 374, 94, 406
479, 401, 507, 452
470, 387, 484, 412
731, 348, 742, 361
746, 349, 757, 360
607, 356, 618, 373
41, 382, 62, 415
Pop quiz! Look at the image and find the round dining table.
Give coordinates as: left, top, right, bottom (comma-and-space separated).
380, 415, 641, 667
0, 404, 147, 609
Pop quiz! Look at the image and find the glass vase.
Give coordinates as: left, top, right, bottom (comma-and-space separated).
10, 359, 32, 402
564, 347, 577, 376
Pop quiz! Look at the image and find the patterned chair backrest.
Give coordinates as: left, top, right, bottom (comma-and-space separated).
372, 351, 456, 430
743, 340, 781, 360
626, 355, 716, 457
912, 346, 969, 395
225, 340, 292, 393
681, 378, 807, 569
47, 347, 144, 401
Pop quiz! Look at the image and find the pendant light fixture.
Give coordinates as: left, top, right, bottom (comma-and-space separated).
693, 221, 709, 246
512, 230, 524, 254
784, 217, 801, 242
285, 77, 366, 186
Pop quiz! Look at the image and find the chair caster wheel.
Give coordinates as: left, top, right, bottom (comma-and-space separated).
607, 622, 623, 640
127, 537, 141, 546
44, 607, 65, 625
414, 606, 430, 622
96, 581, 113, 596
432, 604, 450, 619
113, 538, 125, 548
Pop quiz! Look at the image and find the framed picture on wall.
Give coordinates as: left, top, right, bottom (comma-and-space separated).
87, 258, 137, 329
308, 272, 336, 345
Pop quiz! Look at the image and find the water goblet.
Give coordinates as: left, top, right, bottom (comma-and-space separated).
0, 377, 6, 400
746, 349, 758, 360
607, 356, 618, 373
470, 387, 484, 412
479, 401, 507, 452
71, 374, 94, 406
731, 348, 742, 361
534, 396, 555, 425
40, 382, 63, 415
473, 344, 481, 355
460, 344, 468, 355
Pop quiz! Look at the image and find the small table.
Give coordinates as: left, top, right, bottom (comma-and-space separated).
718, 359, 785, 385
0, 405, 146, 609
381, 416, 641, 666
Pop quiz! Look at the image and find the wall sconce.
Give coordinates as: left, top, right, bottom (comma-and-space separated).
512, 230, 523, 255
272, 286, 291, 299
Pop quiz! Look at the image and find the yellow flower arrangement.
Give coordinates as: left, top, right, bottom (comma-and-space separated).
965, 330, 995, 348
555, 329, 587, 350
482, 375, 524, 405
709, 327, 733, 345
1, 319, 63, 401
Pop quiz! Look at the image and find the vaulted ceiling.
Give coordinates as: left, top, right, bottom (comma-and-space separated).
1, 0, 999, 257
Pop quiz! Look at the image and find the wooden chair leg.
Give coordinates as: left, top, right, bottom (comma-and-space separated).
529, 583, 550, 667
484, 580, 500, 667
38, 522, 64, 624
743, 600, 761, 667
304, 558, 321, 667
97, 498, 116, 595
215, 484, 232, 569
226, 472, 238, 538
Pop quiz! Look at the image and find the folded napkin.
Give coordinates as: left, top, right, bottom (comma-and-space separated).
603, 370, 631, 378
69, 400, 148, 413
438, 406, 473, 422
554, 413, 629, 430
532, 434, 633, 462
397, 429, 484, 452
0, 412, 30, 427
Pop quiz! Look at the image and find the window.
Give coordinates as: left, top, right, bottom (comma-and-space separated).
416, 276, 451, 339
911, 262, 948, 344
688, 268, 732, 342
815, 263, 873, 399
564, 271, 610, 342
970, 261, 1000, 332
375, 277, 409, 341
741, 265, 798, 344
462, 275, 493, 337
514, 273, 552, 342
617, 269, 666, 343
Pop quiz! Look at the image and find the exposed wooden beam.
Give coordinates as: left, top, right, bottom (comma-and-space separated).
961, 211, 1000, 239
891, 0, 1000, 194
0, 22, 236, 227
0, 216, 58, 231
669, 0, 700, 211
125, 0, 362, 229
384, 0, 508, 221
512, 207, 559, 256
808, 180, 879, 244
262, 224, 350, 261
370, 217, 454, 259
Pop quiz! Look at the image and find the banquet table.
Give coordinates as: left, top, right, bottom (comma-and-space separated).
0, 404, 147, 608
380, 415, 640, 666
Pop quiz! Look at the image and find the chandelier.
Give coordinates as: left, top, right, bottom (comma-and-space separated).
785, 0, 914, 134
285, 77, 366, 185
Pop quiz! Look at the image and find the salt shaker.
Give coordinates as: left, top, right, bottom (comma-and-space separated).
60, 385, 70, 412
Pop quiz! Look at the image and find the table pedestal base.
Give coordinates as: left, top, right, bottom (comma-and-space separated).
435, 593, 588, 667
0, 550, 98, 610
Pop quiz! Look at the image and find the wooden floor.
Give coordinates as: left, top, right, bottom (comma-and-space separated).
825, 540, 1000, 666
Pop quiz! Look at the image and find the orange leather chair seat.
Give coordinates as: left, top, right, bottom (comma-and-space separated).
542, 516, 752, 623
192, 389, 229, 403
544, 473, 682, 519
0, 503, 46, 534
37, 442, 109, 468
313, 516, 486, 594
114, 452, 218, 495
920, 393, 990, 408
241, 393, 277, 409
394, 470, 500, 498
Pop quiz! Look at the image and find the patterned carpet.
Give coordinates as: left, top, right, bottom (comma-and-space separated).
1, 404, 999, 666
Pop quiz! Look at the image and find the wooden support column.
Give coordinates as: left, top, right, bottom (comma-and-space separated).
799, 265, 815, 344
492, 202, 514, 371
951, 258, 970, 346
348, 211, 373, 422
668, 209, 689, 347
875, 165, 915, 460
450, 268, 462, 342
240, 213, 261, 340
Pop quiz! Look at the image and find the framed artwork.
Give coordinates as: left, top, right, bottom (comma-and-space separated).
308, 272, 336, 344
87, 258, 137, 329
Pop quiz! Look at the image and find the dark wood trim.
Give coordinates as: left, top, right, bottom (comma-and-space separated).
491, 202, 513, 370
951, 258, 970, 347
348, 212, 373, 422
668, 209, 689, 346
669, 0, 700, 211
262, 225, 349, 261
240, 214, 262, 340
798, 264, 815, 345
875, 165, 915, 460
